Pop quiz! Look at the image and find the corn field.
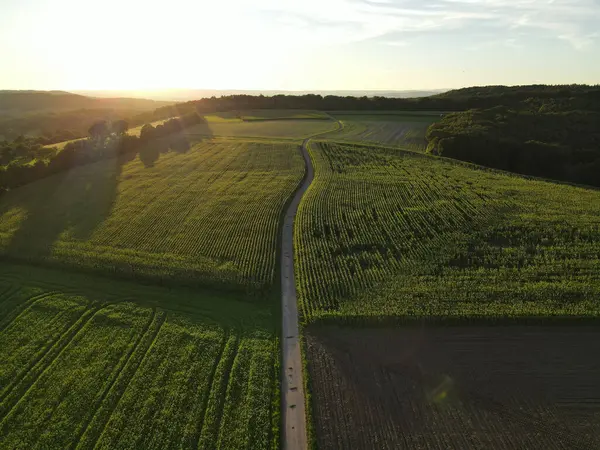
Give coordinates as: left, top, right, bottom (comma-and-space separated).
295, 141, 600, 322
0, 140, 304, 294
0, 266, 279, 449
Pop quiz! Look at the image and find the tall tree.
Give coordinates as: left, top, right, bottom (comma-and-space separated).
88, 120, 108, 139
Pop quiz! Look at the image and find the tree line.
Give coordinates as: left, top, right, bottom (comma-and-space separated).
425, 105, 600, 187
145, 84, 600, 117
0, 112, 206, 192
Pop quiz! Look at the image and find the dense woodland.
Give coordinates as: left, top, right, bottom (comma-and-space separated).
155, 84, 600, 115
425, 97, 600, 187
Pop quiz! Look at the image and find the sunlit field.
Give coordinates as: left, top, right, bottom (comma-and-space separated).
296, 141, 600, 322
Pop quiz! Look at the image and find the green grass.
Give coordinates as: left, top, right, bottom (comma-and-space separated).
295, 141, 600, 322
322, 113, 438, 150
0, 263, 279, 450
0, 139, 304, 293
240, 110, 330, 121
185, 119, 337, 140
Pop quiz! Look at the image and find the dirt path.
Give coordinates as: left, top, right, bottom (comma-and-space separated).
281, 137, 313, 450
281, 118, 342, 450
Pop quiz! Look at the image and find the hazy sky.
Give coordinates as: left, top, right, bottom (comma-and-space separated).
1, 0, 599, 91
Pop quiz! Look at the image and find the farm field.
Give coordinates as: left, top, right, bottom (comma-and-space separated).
0, 139, 304, 292
185, 118, 337, 140
295, 141, 600, 322
240, 110, 330, 121
0, 263, 279, 450
321, 113, 437, 150
306, 325, 600, 450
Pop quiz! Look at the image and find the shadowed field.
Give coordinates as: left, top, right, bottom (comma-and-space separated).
306, 325, 600, 450
0, 139, 304, 293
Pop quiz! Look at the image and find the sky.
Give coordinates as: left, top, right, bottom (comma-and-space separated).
1, 0, 599, 91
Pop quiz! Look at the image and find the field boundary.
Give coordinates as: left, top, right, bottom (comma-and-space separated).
307, 314, 600, 328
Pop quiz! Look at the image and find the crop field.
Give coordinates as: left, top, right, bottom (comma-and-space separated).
321, 114, 437, 150
306, 325, 600, 450
185, 119, 337, 140
295, 141, 600, 321
0, 263, 279, 449
240, 110, 330, 121
0, 139, 304, 292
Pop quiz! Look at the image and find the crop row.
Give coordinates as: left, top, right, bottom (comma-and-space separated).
0, 276, 279, 449
0, 140, 305, 294
322, 116, 433, 150
295, 141, 600, 321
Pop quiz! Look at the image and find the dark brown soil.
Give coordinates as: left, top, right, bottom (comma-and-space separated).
306, 325, 600, 450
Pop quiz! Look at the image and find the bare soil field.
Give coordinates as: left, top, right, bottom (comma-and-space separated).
306, 325, 600, 450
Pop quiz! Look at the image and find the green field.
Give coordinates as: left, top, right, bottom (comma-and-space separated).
4, 110, 600, 449
295, 141, 600, 322
0, 264, 279, 449
240, 110, 330, 121
41, 113, 336, 152
185, 119, 336, 140
0, 139, 304, 292
321, 113, 437, 150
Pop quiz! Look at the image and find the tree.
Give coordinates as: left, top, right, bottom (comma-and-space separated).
88, 120, 108, 139
139, 123, 155, 141
112, 120, 129, 135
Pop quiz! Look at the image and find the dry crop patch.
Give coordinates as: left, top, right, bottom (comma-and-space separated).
306, 325, 600, 450
0, 264, 279, 450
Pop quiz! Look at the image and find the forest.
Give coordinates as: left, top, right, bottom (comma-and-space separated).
425, 102, 600, 187
154, 84, 600, 115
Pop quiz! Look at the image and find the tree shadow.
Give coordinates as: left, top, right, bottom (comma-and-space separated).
139, 140, 164, 168
0, 123, 215, 273
168, 132, 191, 154
0, 145, 127, 261
137, 126, 212, 168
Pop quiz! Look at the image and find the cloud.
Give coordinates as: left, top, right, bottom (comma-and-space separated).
247, 0, 600, 49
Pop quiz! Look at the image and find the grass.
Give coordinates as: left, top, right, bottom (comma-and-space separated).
295, 141, 600, 322
240, 110, 330, 121
185, 118, 337, 140
322, 113, 438, 150
0, 139, 304, 294
0, 263, 279, 450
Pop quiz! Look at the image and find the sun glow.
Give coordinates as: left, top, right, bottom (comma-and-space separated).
16, 0, 297, 90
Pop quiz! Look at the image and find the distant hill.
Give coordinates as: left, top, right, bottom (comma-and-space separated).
430, 84, 600, 111
0, 90, 170, 115
0, 91, 172, 141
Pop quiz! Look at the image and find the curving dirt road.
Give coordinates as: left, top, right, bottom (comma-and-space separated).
281, 137, 313, 450
281, 118, 342, 450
